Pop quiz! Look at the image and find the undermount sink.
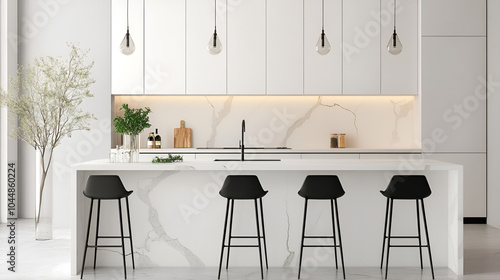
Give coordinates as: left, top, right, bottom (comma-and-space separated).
198, 147, 290, 149
214, 159, 281, 161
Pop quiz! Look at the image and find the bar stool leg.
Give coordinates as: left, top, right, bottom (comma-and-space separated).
385, 198, 394, 280
125, 197, 135, 269
226, 199, 234, 269
218, 199, 230, 279
334, 198, 346, 279
93, 199, 101, 269
380, 197, 390, 269
118, 199, 127, 279
259, 198, 269, 269
330, 199, 339, 269
298, 199, 308, 279
421, 199, 435, 279
80, 199, 94, 279
254, 199, 264, 279
416, 200, 423, 269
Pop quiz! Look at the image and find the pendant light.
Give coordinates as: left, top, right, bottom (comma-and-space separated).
120, 0, 135, 55
207, 0, 222, 55
387, 0, 403, 55
315, 0, 331, 55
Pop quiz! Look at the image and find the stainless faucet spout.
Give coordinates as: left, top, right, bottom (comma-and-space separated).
241, 120, 245, 161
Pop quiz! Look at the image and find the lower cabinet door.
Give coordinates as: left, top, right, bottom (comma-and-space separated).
423, 153, 486, 218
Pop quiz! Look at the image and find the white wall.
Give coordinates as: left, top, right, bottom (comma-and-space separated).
17, 0, 111, 228
487, 0, 500, 228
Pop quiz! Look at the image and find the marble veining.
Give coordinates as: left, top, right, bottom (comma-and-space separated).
391, 99, 414, 144
205, 96, 234, 147
282, 198, 295, 267
135, 171, 204, 266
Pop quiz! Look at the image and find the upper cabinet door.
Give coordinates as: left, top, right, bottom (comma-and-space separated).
381, 0, 418, 95
422, 0, 486, 36
304, 0, 342, 95
112, 0, 144, 95
422, 37, 486, 153
227, 0, 266, 94
343, 0, 380, 95
145, 0, 185, 94
267, 0, 303, 95
186, 0, 226, 95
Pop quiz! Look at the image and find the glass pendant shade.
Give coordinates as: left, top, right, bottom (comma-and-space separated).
120, 31, 135, 55
207, 31, 222, 55
387, 31, 403, 55
316, 31, 331, 55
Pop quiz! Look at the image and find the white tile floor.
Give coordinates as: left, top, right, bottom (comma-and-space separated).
1, 219, 499, 279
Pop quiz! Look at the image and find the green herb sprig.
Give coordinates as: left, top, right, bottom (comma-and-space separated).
113, 104, 151, 135
152, 154, 183, 163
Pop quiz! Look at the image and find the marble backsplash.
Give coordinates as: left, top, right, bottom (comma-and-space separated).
112, 95, 418, 149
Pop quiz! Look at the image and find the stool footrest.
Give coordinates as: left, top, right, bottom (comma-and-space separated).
86, 245, 124, 248
389, 245, 429, 248
303, 245, 339, 248
229, 235, 263, 239
97, 235, 131, 239
386, 235, 419, 239
304, 235, 335, 239
223, 245, 259, 248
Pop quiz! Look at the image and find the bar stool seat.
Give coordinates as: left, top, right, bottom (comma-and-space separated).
298, 175, 346, 279
380, 175, 434, 279
218, 175, 268, 279
81, 175, 135, 279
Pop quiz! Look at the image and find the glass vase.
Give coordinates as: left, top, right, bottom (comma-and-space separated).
123, 134, 140, 163
35, 149, 53, 240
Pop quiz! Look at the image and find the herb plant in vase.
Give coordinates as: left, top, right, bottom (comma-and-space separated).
0, 44, 96, 240
113, 104, 151, 162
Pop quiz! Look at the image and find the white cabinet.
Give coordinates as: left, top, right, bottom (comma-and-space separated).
186, 0, 226, 95
421, 0, 486, 36
303, 0, 342, 95
145, 0, 185, 94
112, 0, 144, 95
343, 0, 380, 95
380, 0, 418, 95
423, 153, 486, 218
227, 0, 266, 94
421, 37, 486, 153
267, 0, 303, 95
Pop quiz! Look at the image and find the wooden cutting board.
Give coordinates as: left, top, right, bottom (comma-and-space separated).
174, 120, 192, 148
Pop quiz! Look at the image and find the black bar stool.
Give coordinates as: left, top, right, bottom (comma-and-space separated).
81, 175, 135, 279
218, 175, 269, 279
380, 175, 435, 279
298, 175, 346, 279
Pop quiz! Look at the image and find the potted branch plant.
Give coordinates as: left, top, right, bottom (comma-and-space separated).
113, 104, 151, 162
0, 43, 96, 240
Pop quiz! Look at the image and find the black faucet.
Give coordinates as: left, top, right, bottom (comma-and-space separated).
241, 119, 245, 161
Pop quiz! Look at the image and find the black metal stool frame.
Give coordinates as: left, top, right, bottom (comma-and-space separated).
81, 196, 135, 279
218, 197, 268, 279
298, 198, 345, 279
380, 197, 435, 279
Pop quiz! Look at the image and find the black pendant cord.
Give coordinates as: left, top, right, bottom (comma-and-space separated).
213, 0, 217, 46
393, 0, 397, 33
126, 0, 130, 46
393, 0, 397, 47
321, 0, 325, 47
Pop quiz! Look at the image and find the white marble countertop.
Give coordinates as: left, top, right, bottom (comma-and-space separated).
73, 158, 459, 171
136, 148, 422, 154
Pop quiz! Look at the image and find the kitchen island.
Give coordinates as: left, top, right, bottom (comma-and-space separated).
71, 158, 463, 275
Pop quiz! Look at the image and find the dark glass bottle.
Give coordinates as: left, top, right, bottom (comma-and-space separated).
147, 132, 155, 149
155, 128, 161, 149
